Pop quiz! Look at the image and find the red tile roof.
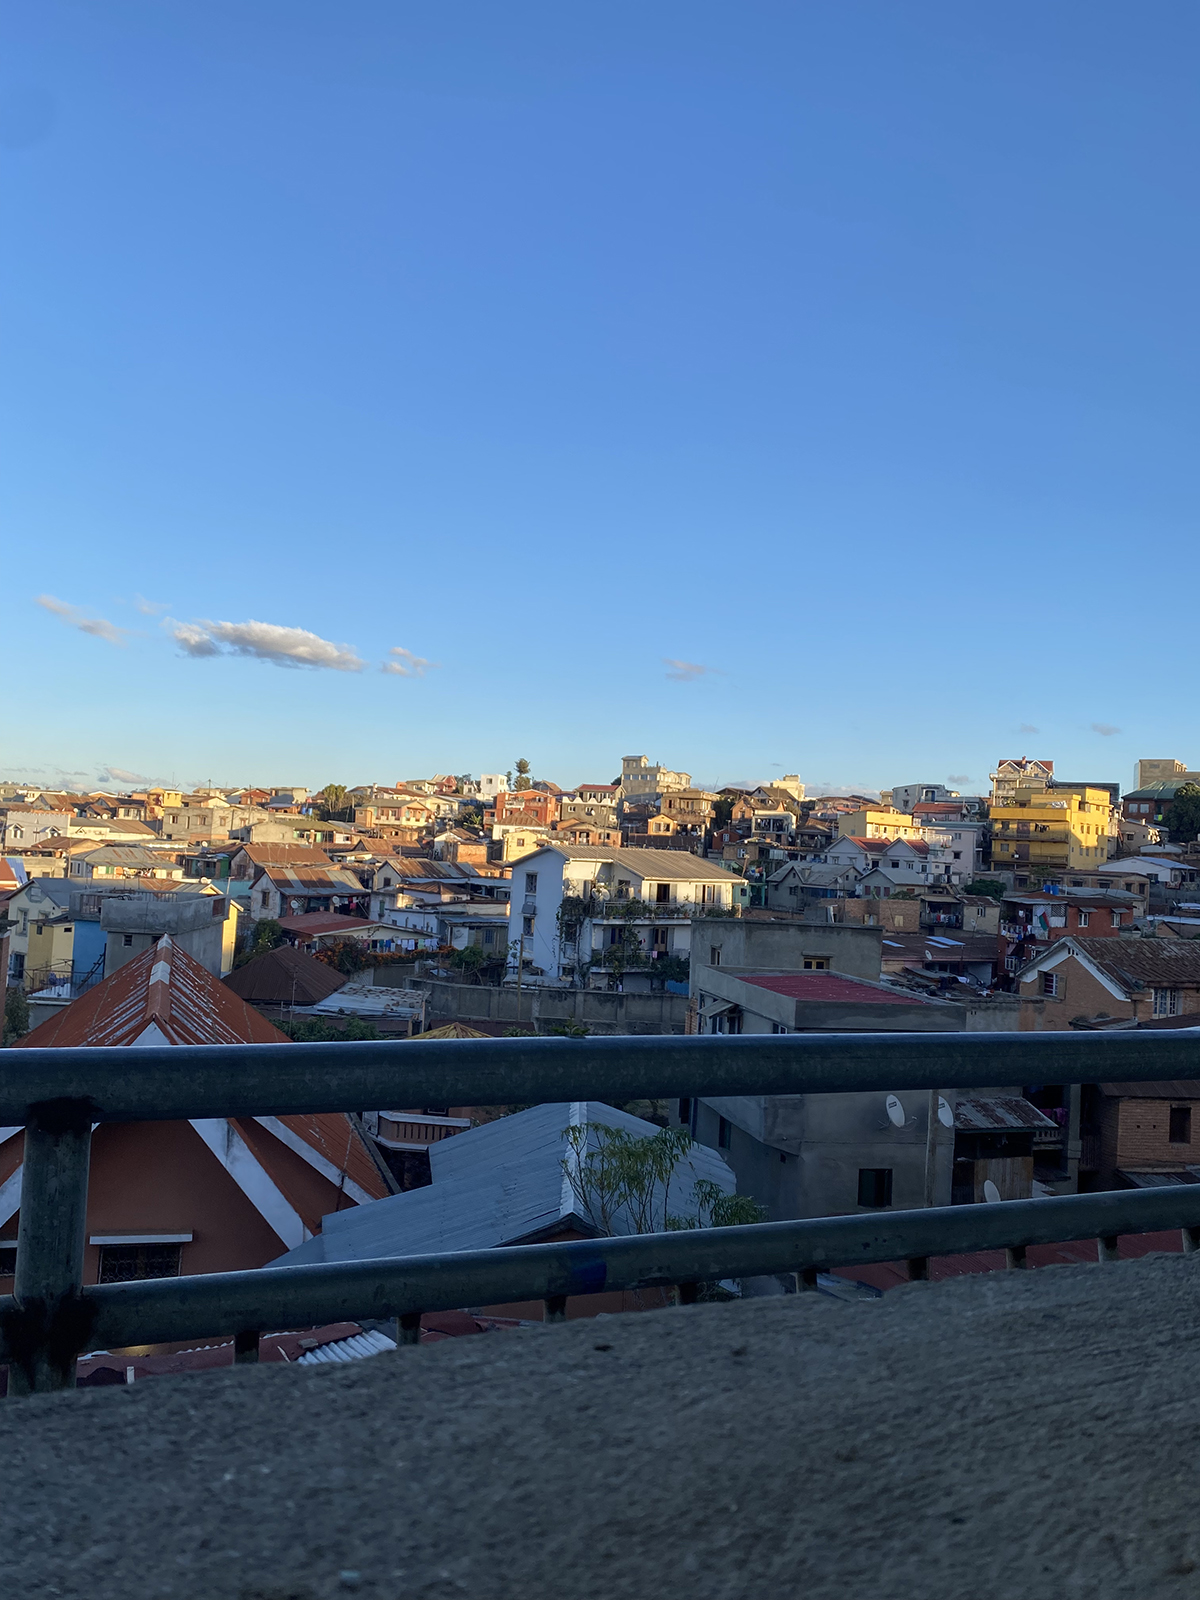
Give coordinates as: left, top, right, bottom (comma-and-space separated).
741, 973, 933, 1005
14, 937, 289, 1048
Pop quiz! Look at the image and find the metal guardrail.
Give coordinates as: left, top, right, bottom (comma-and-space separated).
2, 1030, 1199, 1395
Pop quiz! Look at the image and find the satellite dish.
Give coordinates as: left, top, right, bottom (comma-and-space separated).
937, 1096, 954, 1129
983, 1179, 1002, 1204
885, 1094, 905, 1128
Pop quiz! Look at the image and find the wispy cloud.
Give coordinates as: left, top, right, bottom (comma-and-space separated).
663, 658, 717, 682
97, 765, 153, 786
1017, 723, 1039, 735
36, 594, 127, 646
165, 618, 365, 672
1091, 722, 1121, 737
946, 773, 971, 784
133, 594, 169, 616
381, 646, 435, 678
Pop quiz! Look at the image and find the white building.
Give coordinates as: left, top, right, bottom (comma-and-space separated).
506, 845, 746, 985
478, 774, 509, 802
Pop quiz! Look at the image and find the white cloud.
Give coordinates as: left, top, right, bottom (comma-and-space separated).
1091, 722, 1121, 737
36, 594, 127, 646
97, 765, 153, 786
1017, 723, 1039, 735
166, 618, 365, 672
381, 646, 435, 678
663, 658, 715, 682
134, 594, 169, 616
946, 773, 971, 784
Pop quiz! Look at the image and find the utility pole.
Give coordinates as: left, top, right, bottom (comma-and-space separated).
514, 934, 525, 1031
923, 1089, 941, 1208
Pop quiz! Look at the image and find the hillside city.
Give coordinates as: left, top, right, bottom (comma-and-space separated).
2, 749, 1200, 1379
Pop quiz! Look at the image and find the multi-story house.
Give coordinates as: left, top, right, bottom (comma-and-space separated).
495, 790, 559, 827
1135, 758, 1200, 790
1017, 937, 1200, 1031
505, 845, 745, 985
998, 887, 1141, 977
990, 786, 1113, 877
618, 755, 692, 808
991, 758, 1054, 805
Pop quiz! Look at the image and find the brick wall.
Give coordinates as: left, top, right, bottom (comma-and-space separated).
1019, 952, 1200, 1031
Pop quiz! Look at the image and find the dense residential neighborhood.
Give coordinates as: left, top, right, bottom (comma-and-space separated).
2, 749, 1200, 1367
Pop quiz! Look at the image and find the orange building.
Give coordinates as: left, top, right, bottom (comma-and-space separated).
2, 937, 392, 1290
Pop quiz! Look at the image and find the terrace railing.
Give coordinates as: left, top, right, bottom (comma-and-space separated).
2, 1030, 1200, 1396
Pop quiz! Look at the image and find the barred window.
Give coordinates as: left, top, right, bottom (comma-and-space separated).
97, 1244, 182, 1284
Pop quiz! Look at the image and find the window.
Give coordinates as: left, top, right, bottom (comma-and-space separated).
710, 946, 721, 966
652, 928, 668, 951
97, 1244, 182, 1283
382, 876, 392, 887
718, 1117, 732, 1150
655, 883, 671, 903
858, 1168, 893, 1208
122, 933, 134, 947
1111, 910, 1122, 927
1170, 1106, 1192, 1144
524, 872, 538, 894
1041, 972, 1059, 997
1076, 911, 1089, 928
678, 1098, 691, 1126
771, 1022, 789, 1033
522, 916, 534, 937
803, 957, 828, 971
483, 929, 495, 946
0, 1243, 14, 1277
1153, 988, 1181, 1018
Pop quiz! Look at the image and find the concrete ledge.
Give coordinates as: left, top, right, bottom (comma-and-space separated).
5, 1254, 1200, 1597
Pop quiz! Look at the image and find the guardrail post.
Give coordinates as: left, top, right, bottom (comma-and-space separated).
398, 1311, 422, 1345
1098, 1234, 1120, 1263
543, 1295, 567, 1323
1184, 1227, 1200, 1255
906, 1257, 929, 1282
1005, 1246, 1028, 1270
234, 1329, 260, 1364
5, 1100, 94, 1396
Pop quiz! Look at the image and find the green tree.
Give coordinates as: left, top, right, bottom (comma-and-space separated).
513, 757, 532, 792
234, 918, 285, 968
1168, 783, 1200, 843
276, 1015, 380, 1042
314, 782, 352, 821
964, 879, 1007, 900
561, 1123, 766, 1236
648, 953, 690, 990
3, 986, 30, 1045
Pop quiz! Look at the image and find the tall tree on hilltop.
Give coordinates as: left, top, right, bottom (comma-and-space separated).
513, 758, 532, 792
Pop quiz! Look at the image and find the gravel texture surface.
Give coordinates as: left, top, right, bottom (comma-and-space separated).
5, 1252, 1200, 1599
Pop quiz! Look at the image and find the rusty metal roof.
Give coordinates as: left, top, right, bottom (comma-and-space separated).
953, 1095, 1058, 1132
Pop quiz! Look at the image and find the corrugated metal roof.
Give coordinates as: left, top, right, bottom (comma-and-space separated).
296, 1328, 397, 1364
261, 866, 366, 892
515, 845, 743, 882
1100, 1081, 1200, 1099
953, 1095, 1057, 1132
13, 936, 288, 1048
1073, 937, 1200, 989
223, 946, 348, 1006
273, 1101, 736, 1268
741, 973, 936, 1006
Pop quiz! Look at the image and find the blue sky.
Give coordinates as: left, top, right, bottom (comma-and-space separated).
3, 2, 1197, 796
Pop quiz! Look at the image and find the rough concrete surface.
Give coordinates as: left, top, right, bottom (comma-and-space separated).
6, 1253, 1200, 1599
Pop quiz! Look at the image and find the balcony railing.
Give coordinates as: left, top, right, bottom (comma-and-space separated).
2, 1030, 1200, 1395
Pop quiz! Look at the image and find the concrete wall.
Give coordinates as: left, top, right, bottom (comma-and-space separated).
102, 895, 237, 977
692, 918, 883, 981
685, 1087, 954, 1221
398, 974, 689, 1035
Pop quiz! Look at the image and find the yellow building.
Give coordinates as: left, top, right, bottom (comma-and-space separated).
991, 786, 1113, 875
836, 807, 923, 841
